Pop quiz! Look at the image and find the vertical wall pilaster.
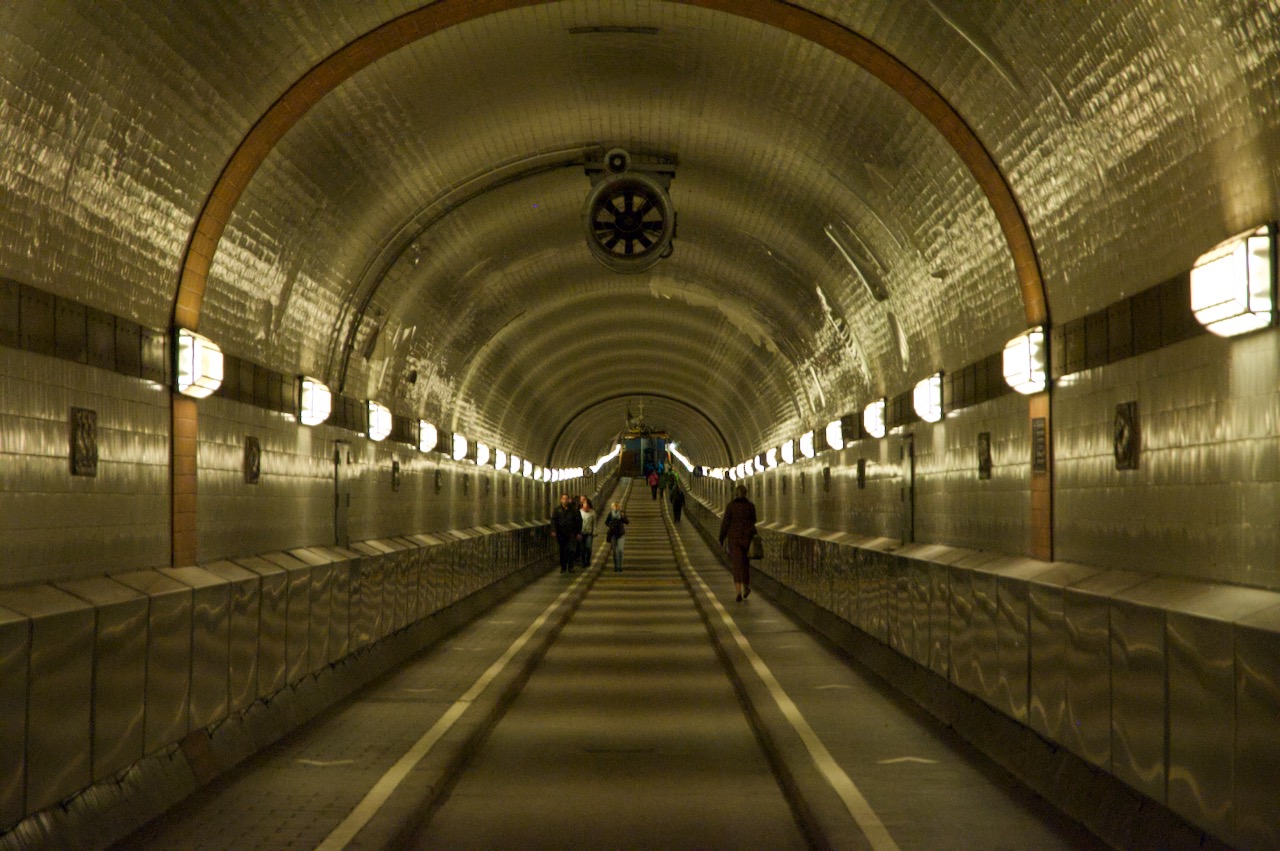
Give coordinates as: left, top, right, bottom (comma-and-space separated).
1029, 392, 1053, 561
172, 395, 199, 566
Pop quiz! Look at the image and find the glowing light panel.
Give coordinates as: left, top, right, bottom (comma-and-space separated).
299, 377, 331, 426
418, 421, 438, 453
367, 401, 392, 442
913, 373, 943, 423
175, 329, 223, 398
1003, 327, 1047, 394
1191, 225, 1275, 336
863, 399, 886, 439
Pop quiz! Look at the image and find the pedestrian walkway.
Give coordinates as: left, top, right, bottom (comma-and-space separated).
407, 483, 808, 849
113, 478, 1106, 850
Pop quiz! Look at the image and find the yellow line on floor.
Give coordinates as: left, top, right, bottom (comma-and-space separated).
666, 517, 901, 851
313, 570, 589, 850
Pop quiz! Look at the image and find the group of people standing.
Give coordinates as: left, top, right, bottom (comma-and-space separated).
645, 467, 686, 523
550, 479, 756, 602
551, 493, 629, 573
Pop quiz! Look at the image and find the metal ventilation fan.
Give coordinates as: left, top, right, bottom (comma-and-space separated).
583, 149, 675, 273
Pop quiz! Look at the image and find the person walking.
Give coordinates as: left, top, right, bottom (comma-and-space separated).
605, 501, 629, 572
579, 495, 598, 569
551, 492, 583, 573
718, 484, 757, 602
671, 486, 685, 524
647, 469, 659, 499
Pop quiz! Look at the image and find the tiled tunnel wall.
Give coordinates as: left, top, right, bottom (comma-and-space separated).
0, 524, 556, 832
0, 414, 619, 837
683, 480, 1280, 851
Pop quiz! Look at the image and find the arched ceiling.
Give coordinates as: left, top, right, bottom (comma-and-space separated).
4, 0, 1278, 469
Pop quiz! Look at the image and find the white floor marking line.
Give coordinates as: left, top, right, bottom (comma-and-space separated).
878, 756, 939, 765
815, 684, 854, 690
314, 573, 588, 851
297, 759, 356, 767
666, 526, 901, 851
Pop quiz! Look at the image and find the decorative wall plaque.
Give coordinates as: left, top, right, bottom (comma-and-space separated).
799, 471, 806, 494
1114, 401, 1139, 470
391, 459, 401, 491
70, 407, 98, 477
462, 474, 470, 495
781, 475, 787, 496
243, 436, 261, 484
434, 469, 444, 494
977, 432, 992, 480
1031, 417, 1048, 473
856, 458, 867, 490
822, 466, 831, 492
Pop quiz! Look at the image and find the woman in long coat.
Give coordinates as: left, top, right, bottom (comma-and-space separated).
718, 485, 757, 602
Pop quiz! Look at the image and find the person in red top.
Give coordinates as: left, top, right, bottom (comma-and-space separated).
718, 485, 757, 602
647, 469, 660, 499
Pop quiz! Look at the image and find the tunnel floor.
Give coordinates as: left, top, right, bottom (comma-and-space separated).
115, 480, 1106, 850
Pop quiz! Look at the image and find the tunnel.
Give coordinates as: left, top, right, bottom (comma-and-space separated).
1, 2, 1279, 849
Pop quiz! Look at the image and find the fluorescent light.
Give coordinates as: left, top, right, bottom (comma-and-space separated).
367, 401, 392, 441
590, 443, 621, 473
495, 448, 507, 470
669, 443, 694, 472
175, 329, 223, 398
476, 443, 490, 467
799, 431, 815, 458
418, 421, 438, 453
781, 440, 795, 464
452, 433, 468, 461
913, 373, 943, 423
522, 460, 532, 477
1191, 224, 1275, 336
863, 399, 886, 439
1003, 326, 1047, 394
299, 377, 331, 426
766, 447, 778, 468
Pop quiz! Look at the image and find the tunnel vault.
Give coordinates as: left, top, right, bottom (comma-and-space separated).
168, 0, 1050, 565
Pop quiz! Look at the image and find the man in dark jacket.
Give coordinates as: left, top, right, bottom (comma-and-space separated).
718, 485, 757, 601
671, 486, 686, 523
551, 492, 583, 572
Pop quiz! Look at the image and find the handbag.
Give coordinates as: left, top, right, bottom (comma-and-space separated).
748, 534, 764, 560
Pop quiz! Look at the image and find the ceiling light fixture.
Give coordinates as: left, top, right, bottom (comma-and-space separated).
418, 420, 438, 453
1003, 326, 1047, 394
863, 399, 887, 439
175, 329, 224, 398
299, 377, 331, 426
913, 373, 943, 423
1191, 224, 1275, 336
367, 401, 392, 442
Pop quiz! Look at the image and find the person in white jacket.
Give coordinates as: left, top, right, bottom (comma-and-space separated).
578, 496, 598, 569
